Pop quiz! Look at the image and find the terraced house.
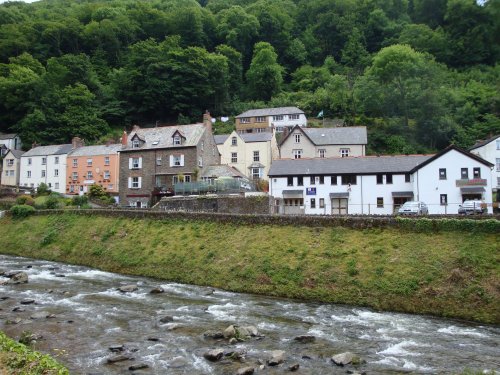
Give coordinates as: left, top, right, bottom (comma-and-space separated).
119, 113, 220, 208
235, 107, 307, 133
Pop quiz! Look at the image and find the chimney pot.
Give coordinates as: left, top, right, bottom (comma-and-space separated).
71, 137, 84, 149
121, 131, 128, 147
203, 110, 212, 134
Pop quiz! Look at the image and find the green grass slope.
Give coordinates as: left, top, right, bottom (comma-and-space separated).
0, 214, 498, 324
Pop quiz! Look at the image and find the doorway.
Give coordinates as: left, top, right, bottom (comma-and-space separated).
331, 198, 348, 215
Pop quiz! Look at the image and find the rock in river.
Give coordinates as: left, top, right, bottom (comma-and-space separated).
106, 354, 133, 364
118, 285, 138, 293
331, 352, 356, 366
203, 349, 224, 362
129, 363, 149, 371
237, 366, 255, 375
150, 287, 164, 294
294, 335, 316, 343
268, 350, 286, 366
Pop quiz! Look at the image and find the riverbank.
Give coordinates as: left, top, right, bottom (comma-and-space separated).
0, 213, 498, 324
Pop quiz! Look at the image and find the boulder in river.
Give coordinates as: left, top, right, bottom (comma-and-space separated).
118, 285, 138, 293
159, 315, 174, 324
168, 356, 187, 368
6, 271, 29, 284
237, 366, 255, 375
20, 299, 35, 305
288, 363, 300, 371
203, 349, 224, 362
268, 350, 286, 366
294, 335, 316, 343
331, 352, 356, 366
129, 363, 149, 371
203, 330, 224, 340
149, 287, 164, 294
108, 344, 125, 352
223, 325, 236, 338
106, 354, 133, 364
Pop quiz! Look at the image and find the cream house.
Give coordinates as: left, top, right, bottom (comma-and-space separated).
279, 125, 367, 159
1, 149, 24, 186
215, 131, 279, 180
0, 133, 22, 157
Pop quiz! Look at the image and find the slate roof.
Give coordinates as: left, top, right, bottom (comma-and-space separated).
302, 126, 367, 145
469, 134, 499, 150
214, 135, 229, 145
236, 107, 304, 118
411, 144, 493, 171
268, 155, 433, 176
69, 144, 122, 157
0, 133, 17, 140
215, 133, 273, 145
22, 144, 73, 157
201, 165, 246, 178
7, 149, 25, 158
122, 124, 206, 151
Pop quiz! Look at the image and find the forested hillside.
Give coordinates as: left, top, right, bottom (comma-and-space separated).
0, 0, 498, 153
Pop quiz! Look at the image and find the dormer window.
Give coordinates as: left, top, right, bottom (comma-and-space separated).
132, 139, 140, 148
174, 136, 181, 145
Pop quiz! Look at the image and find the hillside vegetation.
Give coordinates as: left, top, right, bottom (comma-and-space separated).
0, 0, 498, 153
0, 213, 498, 324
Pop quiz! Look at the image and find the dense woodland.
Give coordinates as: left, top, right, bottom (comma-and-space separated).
0, 0, 498, 154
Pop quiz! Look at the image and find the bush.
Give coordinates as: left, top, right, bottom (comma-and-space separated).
10, 205, 35, 218
45, 196, 60, 209
36, 183, 51, 196
71, 195, 88, 206
16, 195, 34, 206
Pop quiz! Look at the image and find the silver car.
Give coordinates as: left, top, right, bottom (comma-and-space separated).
398, 201, 429, 215
458, 200, 486, 215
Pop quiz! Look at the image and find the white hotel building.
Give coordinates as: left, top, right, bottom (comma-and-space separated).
269, 145, 494, 215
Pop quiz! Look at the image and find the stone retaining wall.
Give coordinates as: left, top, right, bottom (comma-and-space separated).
155, 195, 270, 215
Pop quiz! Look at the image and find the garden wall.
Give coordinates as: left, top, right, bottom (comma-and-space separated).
155, 195, 270, 215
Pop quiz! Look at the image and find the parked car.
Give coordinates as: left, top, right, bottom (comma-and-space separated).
397, 201, 428, 215
458, 200, 486, 215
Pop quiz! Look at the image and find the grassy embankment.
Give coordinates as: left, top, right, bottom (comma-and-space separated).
0, 331, 68, 375
0, 213, 498, 324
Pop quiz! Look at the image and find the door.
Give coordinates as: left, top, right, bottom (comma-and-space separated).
136, 201, 142, 208
331, 198, 348, 215
393, 197, 410, 213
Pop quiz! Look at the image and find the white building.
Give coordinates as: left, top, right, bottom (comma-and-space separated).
214, 131, 279, 180
0, 133, 22, 157
279, 125, 367, 159
19, 143, 75, 194
269, 145, 493, 215
235, 107, 307, 133
469, 135, 500, 201
1, 149, 24, 186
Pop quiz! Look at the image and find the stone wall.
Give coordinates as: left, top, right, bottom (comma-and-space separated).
155, 195, 270, 214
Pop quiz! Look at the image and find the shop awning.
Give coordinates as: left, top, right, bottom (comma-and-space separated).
282, 190, 304, 198
460, 186, 485, 193
330, 192, 349, 198
392, 191, 414, 198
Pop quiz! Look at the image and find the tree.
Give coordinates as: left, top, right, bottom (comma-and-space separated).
245, 42, 283, 101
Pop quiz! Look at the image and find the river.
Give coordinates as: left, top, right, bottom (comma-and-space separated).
0, 255, 498, 374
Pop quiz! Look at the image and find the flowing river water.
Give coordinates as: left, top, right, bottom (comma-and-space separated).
0, 255, 499, 374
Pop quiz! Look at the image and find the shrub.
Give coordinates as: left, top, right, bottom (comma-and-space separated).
36, 183, 51, 196
45, 196, 60, 209
16, 195, 34, 206
71, 195, 88, 206
10, 205, 35, 218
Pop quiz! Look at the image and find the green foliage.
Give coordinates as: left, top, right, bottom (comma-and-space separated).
44, 196, 60, 209
15, 195, 34, 206
36, 183, 51, 196
71, 195, 88, 206
10, 204, 35, 218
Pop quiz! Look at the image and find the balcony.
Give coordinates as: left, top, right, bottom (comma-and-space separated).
455, 178, 487, 187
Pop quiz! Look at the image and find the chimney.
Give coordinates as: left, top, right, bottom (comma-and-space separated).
132, 125, 140, 132
121, 131, 128, 147
31, 142, 38, 149
71, 137, 84, 149
203, 110, 212, 134
105, 140, 112, 147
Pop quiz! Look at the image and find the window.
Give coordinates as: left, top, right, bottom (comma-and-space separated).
331, 175, 337, 185
318, 149, 326, 158
405, 173, 411, 183
156, 156, 162, 166
255, 116, 266, 123
377, 197, 384, 208
272, 115, 284, 121
42, 157, 47, 165
73, 159, 77, 167
386, 174, 393, 184
231, 152, 238, 163
376, 174, 383, 184
131, 177, 140, 188
310, 176, 315, 185
340, 148, 350, 158
439, 168, 447, 180
289, 114, 299, 120
108, 184, 113, 190
319, 198, 325, 208
28, 158, 32, 165
276, 126, 283, 132
72, 172, 78, 180
87, 171, 93, 179
440, 194, 447, 205
231, 136, 238, 146
69, 185, 74, 193
41, 170, 46, 177
54, 169, 59, 177
294, 133, 301, 143
7, 159, 14, 166
240, 117, 250, 124
130, 157, 141, 169
104, 171, 110, 179
496, 158, 500, 172
497, 177, 500, 187
287, 176, 293, 186
319, 176, 324, 184
55, 157, 59, 164
104, 157, 110, 166
173, 136, 181, 145
297, 176, 303, 186
461, 168, 468, 179
310, 198, 316, 209
341, 175, 357, 185
55, 183, 59, 190
256, 128, 264, 133
132, 139, 140, 148
87, 158, 92, 167
48, 183, 51, 188
252, 168, 261, 179
172, 155, 183, 166
27, 171, 31, 178
198, 157, 203, 167
253, 151, 260, 162
155, 176, 161, 187
473, 168, 481, 178
293, 149, 302, 159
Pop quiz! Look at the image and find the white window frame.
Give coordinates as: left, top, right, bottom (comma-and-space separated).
42, 157, 47, 165
231, 152, 238, 163
132, 139, 140, 148
104, 170, 110, 179
28, 158, 32, 165
294, 134, 301, 143
340, 148, 350, 158
72, 172, 78, 181
7, 159, 14, 166
240, 117, 250, 124
293, 149, 302, 159
104, 156, 110, 166
253, 151, 260, 162
231, 137, 237, 146
55, 182, 59, 190
86, 171, 93, 179
73, 159, 77, 167
252, 168, 261, 179
170, 154, 184, 167
27, 171, 32, 178
87, 158, 92, 167
272, 115, 284, 121
289, 114, 300, 120
55, 156, 59, 164
129, 157, 142, 169
173, 135, 181, 145
130, 177, 141, 189
41, 170, 46, 177
156, 156, 162, 166
54, 169, 59, 177
318, 149, 326, 158
255, 116, 266, 123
